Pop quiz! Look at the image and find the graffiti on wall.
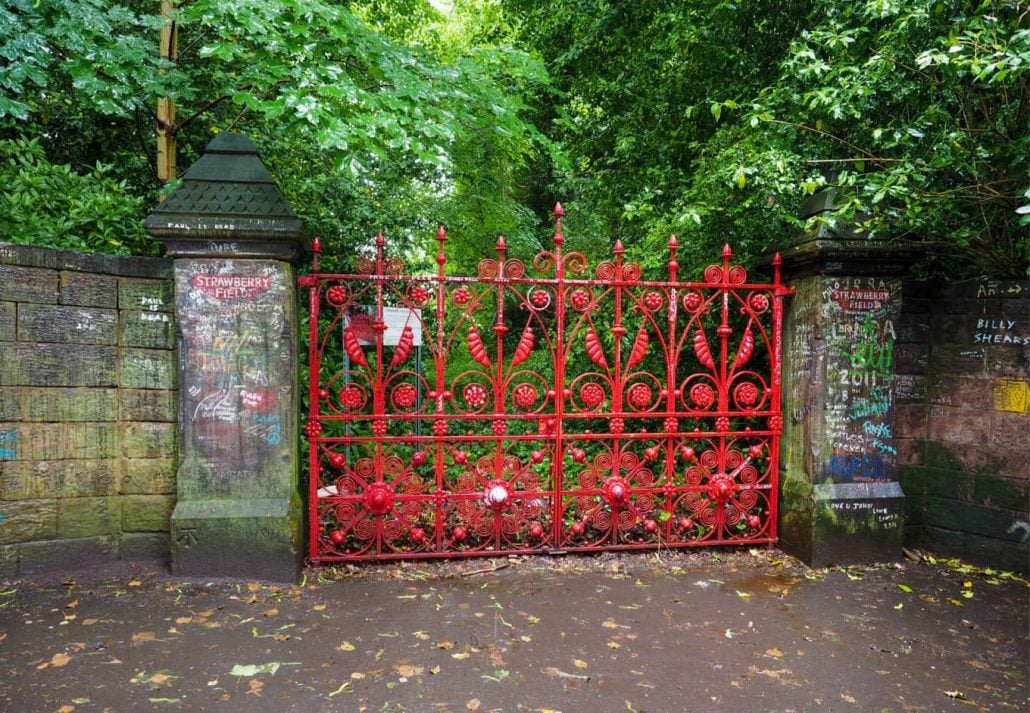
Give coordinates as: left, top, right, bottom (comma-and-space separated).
822, 278, 902, 483
0, 429, 16, 461
177, 262, 291, 476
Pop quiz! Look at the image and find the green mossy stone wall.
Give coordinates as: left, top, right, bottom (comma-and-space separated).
0, 243, 177, 577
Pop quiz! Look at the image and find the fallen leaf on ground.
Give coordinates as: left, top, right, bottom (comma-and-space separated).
944, 690, 965, 699
128, 580, 142, 587
65, 599, 78, 609
247, 679, 263, 696
436, 640, 455, 650
337, 641, 356, 652
132, 632, 156, 642
50, 653, 72, 667
573, 659, 588, 669
765, 648, 784, 658
395, 664, 424, 677
263, 608, 278, 617
467, 698, 481, 711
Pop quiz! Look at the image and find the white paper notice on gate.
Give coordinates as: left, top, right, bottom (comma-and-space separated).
344, 306, 423, 347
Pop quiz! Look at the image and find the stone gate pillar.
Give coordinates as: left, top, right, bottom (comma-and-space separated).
144, 133, 305, 580
778, 192, 918, 566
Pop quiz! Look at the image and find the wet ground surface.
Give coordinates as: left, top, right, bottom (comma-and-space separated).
0, 549, 1026, 713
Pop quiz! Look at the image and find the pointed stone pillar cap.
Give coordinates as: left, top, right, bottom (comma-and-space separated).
144, 133, 305, 263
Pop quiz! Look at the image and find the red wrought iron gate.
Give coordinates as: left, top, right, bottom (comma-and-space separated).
300, 206, 790, 563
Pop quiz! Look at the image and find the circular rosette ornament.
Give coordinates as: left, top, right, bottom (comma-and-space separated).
569, 288, 592, 311
602, 477, 632, 508
579, 382, 606, 409
363, 482, 396, 516
682, 290, 704, 312
733, 381, 760, 408
689, 383, 715, 409
462, 383, 489, 410
304, 420, 322, 439
451, 287, 472, 306
326, 284, 348, 307
626, 382, 654, 411
391, 383, 418, 410
408, 284, 431, 306
483, 479, 511, 511
749, 292, 770, 314
708, 475, 735, 504
512, 383, 539, 412
339, 385, 365, 410
642, 290, 664, 312
529, 289, 551, 309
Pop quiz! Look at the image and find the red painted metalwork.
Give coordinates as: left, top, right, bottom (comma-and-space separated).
301, 206, 790, 562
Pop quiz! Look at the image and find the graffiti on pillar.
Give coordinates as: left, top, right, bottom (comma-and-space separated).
822, 278, 902, 483
177, 261, 292, 477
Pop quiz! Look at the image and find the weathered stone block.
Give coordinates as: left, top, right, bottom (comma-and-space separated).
59, 271, 117, 307
894, 437, 923, 466
893, 374, 926, 403
15, 423, 116, 460
894, 343, 928, 372
928, 344, 986, 376
58, 497, 119, 538
18, 536, 116, 576
0, 343, 117, 387
171, 496, 301, 581
0, 500, 57, 544
120, 532, 171, 563
894, 403, 926, 439
119, 310, 175, 349
121, 494, 174, 532
0, 265, 58, 303
17, 303, 117, 345
120, 422, 176, 459
120, 389, 176, 422
1, 460, 119, 500
23, 388, 117, 422
0, 388, 19, 421
925, 497, 1017, 539
972, 474, 1028, 511
120, 459, 176, 494
118, 349, 177, 390
927, 406, 991, 445
919, 467, 973, 500
0, 301, 14, 341
118, 278, 173, 313
0, 544, 17, 577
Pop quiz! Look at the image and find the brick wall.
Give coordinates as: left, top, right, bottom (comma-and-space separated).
0, 242, 176, 576
896, 278, 1029, 571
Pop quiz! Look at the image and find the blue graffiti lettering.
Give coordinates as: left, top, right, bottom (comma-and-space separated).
827, 452, 891, 482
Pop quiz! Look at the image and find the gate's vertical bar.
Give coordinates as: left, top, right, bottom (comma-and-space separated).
663, 236, 680, 538
373, 233, 387, 554
433, 227, 448, 552
492, 236, 509, 547
305, 238, 323, 560
717, 245, 733, 538
551, 205, 566, 550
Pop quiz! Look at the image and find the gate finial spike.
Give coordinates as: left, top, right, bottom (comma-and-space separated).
435, 226, 447, 273
496, 234, 507, 252
722, 243, 733, 258
668, 235, 679, 250
436, 225, 447, 241
613, 239, 624, 254
553, 202, 565, 218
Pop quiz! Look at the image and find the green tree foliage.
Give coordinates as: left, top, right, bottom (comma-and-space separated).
0, 0, 550, 268
507, 0, 1028, 279
0, 137, 148, 254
